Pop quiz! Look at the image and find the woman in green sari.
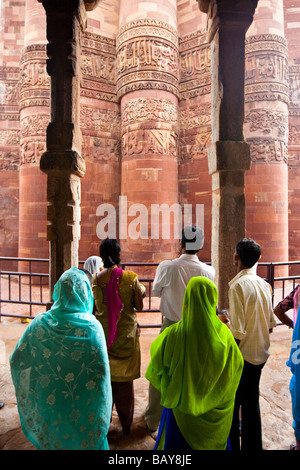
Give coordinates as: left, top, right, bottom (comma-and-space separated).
145, 276, 243, 450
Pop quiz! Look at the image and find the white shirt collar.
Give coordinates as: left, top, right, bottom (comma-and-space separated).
179, 253, 199, 260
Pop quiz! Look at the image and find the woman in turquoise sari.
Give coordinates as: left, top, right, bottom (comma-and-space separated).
145, 276, 244, 450
10, 267, 112, 450
287, 304, 300, 450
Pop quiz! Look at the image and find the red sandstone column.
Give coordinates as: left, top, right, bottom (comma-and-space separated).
0, 0, 25, 268
18, 0, 49, 272
177, 4, 212, 261
117, 1, 179, 266
244, 0, 289, 264
79, 3, 121, 260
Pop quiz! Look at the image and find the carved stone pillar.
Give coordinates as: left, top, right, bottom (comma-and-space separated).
244, 0, 289, 266
288, 59, 300, 266
178, 16, 212, 262
0, 0, 25, 269
117, 5, 179, 267
38, 0, 87, 300
198, 0, 258, 308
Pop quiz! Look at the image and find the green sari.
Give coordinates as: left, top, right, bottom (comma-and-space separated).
145, 276, 243, 450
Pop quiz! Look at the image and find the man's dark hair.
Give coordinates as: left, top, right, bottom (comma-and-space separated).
181, 226, 204, 254
236, 238, 261, 268
99, 238, 121, 268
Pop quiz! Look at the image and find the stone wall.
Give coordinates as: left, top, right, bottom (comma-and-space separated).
0, 0, 299, 267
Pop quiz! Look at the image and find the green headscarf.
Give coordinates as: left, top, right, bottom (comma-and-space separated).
145, 276, 243, 450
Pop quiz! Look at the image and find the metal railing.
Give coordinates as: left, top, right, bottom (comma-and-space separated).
0, 257, 161, 328
1, 257, 300, 327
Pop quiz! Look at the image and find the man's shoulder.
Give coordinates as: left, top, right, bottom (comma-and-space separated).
197, 260, 215, 275
157, 259, 177, 269
230, 272, 271, 292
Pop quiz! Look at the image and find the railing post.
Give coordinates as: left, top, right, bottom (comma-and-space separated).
269, 262, 275, 306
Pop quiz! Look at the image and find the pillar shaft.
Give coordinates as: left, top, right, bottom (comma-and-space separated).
38, 0, 87, 300
0, 0, 25, 268
18, 0, 49, 273
117, 2, 179, 267
199, 0, 258, 308
244, 0, 289, 266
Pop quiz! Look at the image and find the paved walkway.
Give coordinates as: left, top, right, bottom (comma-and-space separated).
0, 318, 296, 451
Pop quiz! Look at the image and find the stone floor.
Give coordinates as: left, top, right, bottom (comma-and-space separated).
0, 317, 296, 451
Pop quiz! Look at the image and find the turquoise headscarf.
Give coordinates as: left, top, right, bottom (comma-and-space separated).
10, 267, 112, 450
145, 276, 244, 450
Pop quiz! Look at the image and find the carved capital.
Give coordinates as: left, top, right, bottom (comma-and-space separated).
38, 0, 87, 28
40, 150, 86, 177
198, 0, 258, 42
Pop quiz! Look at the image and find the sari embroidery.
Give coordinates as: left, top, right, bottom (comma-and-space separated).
10, 267, 112, 450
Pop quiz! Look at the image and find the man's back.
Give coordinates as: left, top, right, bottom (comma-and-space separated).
153, 254, 215, 322
228, 267, 277, 365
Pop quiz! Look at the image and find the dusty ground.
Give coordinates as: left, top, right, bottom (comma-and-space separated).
0, 317, 296, 451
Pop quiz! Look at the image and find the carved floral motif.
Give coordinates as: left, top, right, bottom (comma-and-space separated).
122, 98, 177, 126
244, 109, 288, 140
20, 140, 46, 165
80, 106, 121, 134
0, 151, 19, 170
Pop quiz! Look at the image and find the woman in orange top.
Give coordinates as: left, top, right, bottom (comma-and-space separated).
93, 238, 145, 435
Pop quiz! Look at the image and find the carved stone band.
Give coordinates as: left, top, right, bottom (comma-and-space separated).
116, 19, 179, 100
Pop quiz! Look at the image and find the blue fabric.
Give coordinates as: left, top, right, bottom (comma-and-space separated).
287, 304, 300, 442
155, 407, 192, 451
155, 407, 231, 451
10, 267, 112, 450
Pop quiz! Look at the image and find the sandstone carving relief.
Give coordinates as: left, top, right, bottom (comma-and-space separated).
122, 98, 177, 126
0, 130, 19, 146
247, 138, 288, 164
289, 65, 300, 105
288, 151, 300, 169
80, 106, 121, 133
82, 135, 121, 162
0, 151, 19, 170
116, 19, 179, 100
20, 139, 46, 165
289, 124, 300, 146
81, 31, 117, 102
179, 30, 211, 101
122, 129, 177, 158
20, 115, 49, 137
19, 46, 50, 110
244, 109, 288, 140
80, 106, 121, 162
19, 114, 48, 165
0, 67, 20, 109
245, 34, 289, 104
178, 102, 211, 163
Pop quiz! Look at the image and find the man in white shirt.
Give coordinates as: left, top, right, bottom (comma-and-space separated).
228, 238, 277, 451
143, 226, 215, 433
